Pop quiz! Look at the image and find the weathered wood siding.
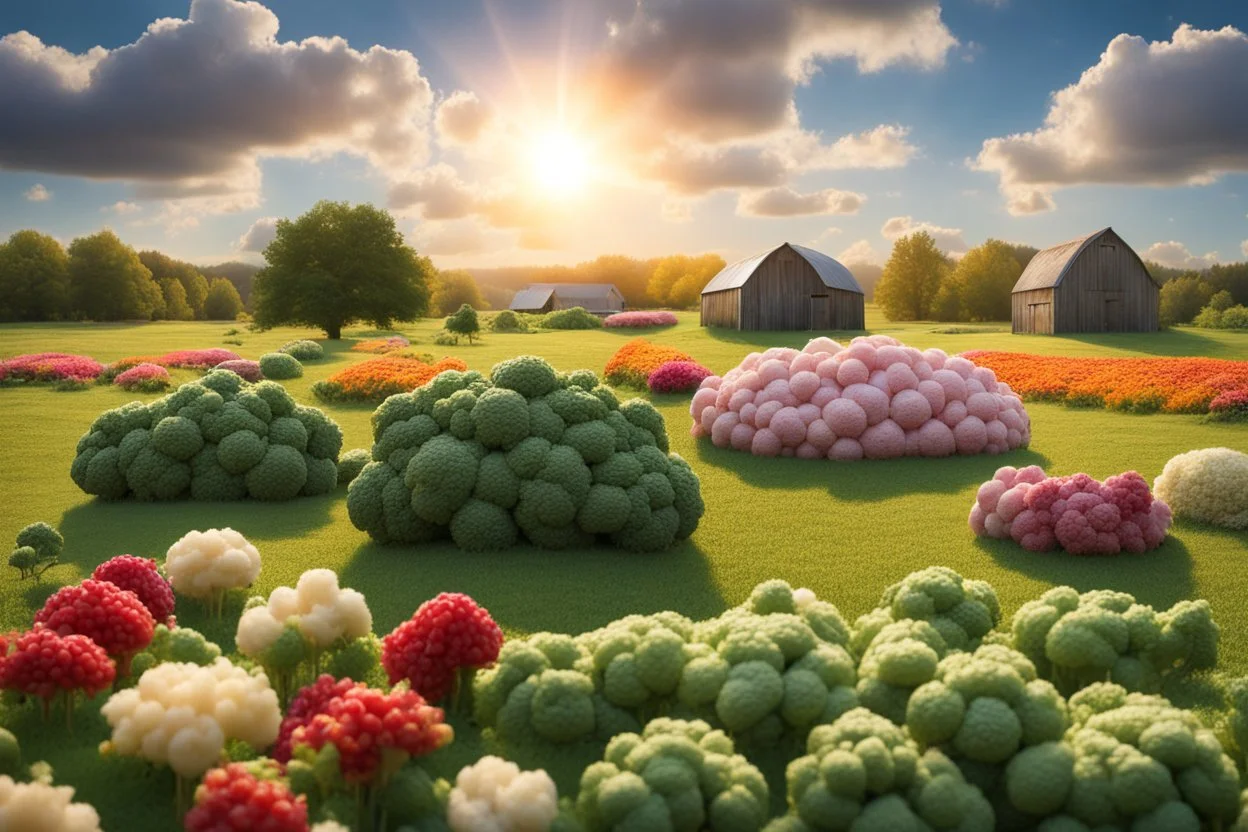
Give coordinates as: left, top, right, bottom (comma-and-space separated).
701, 288, 740, 327
703, 246, 864, 330
1012, 289, 1054, 334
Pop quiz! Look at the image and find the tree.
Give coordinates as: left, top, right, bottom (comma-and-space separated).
204, 277, 244, 320
875, 231, 948, 321
252, 201, 431, 339
1145, 260, 1190, 285
646, 254, 726, 308
931, 280, 962, 322
140, 250, 209, 319
1005, 243, 1039, 273
199, 261, 260, 308
1207, 262, 1248, 306
445, 303, 481, 343
0, 230, 71, 321
578, 255, 653, 307
1159, 274, 1213, 326
68, 230, 162, 321
1208, 289, 1234, 312
430, 269, 486, 316
157, 277, 194, 320
945, 239, 1022, 322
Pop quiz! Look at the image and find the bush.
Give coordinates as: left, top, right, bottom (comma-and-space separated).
113, 363, 172, 393
648, 360, 713, 394
445, 304, 481, 344
488, 310, 529, 332
1153, 447, 1248, 528
312, 355, 466, 403
337, 448, 370, 484
347, 355, 705, 552
259, 352, 303, 380
539, 306, 603, 330
604, 339, 695, 389
70, 371, 342, 501
433, 330, 459, 346
603, 310, 679, 328
213, 359, 263, 383
279, 340, 324, 361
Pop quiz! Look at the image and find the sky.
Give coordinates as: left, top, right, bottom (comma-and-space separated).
0, 0, 1246, 272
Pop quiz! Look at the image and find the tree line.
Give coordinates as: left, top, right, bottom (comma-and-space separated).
1158, 264, 1248, 327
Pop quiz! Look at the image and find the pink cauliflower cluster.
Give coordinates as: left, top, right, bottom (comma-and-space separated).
214, 359, 263, 382
648, 360, 713, 394
0, 353, 104, 383
113, 363, 171, 391
970, 465, 1172, 555
604, 311, 679, 328
690, 335, 1030, 460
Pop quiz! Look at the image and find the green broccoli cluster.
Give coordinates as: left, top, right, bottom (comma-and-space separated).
852, 566, 1001, 654
70, 370, 342, 501
129, 624, 222, 678
337, 448, 370, 485
346, 355, 704, 552
1009, 587, 1219, 695
279, 340, 324, 361
8, 521, 63, 580
1000, 683, 1241, 829
766, 707, 994, 831
854, 619, 950, 725
259, 352, 304, 379
575, 718, 770, 831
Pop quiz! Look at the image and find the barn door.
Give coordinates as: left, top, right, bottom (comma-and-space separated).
810, 295, 831, 330
1104, 299, 1121, 332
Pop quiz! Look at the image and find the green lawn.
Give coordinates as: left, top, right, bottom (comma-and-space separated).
1, 308, 1246, 828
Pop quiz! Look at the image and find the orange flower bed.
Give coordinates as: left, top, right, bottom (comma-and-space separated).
351, 336, 410, 354
604, 338, 696, 388
312, 354, 467, 402
961, 351, 1248, 415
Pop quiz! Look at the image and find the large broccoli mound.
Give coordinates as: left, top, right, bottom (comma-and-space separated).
70, 370, 342, 502
347, 355, 704, 552
259, 352, 304, 379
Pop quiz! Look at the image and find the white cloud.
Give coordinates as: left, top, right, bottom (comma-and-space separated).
838, 239, 881, 265
413, 219, 488, 256
738, 186, 864, 217
103, 200, 140, 214
783, 125, 918, 172
880, 215, 967, 252
661, 199, 693, 223
1142, 240, 1219, 270
975, 25, 1248, 214
388, 164, 478, 219
23, 183, 50, 201
237, 216, 279, 253
435, 91, 492, 147
644, 143, 788, 195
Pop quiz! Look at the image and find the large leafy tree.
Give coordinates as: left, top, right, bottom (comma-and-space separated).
1159, 274, 1213, 326
0, 230, 71, 321
68, 230, 162, 321
1207, 262, 1248, 306
430, 269, 486, 316
445, 303, 481, 343
204, 277, 244, 320
252, 201, 431, 338
875, 231, 948, 321
946, 239, 1022, 322
646, 253, 726, 308
140, 250, 210, 319
157, 278, 194, 320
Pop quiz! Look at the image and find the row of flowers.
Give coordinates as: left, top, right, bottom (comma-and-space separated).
312, 353, 467, 402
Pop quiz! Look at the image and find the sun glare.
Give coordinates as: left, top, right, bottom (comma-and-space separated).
530, 129, 591, 196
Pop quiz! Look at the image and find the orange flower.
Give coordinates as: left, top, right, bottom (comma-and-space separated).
604, 338, 695, 388
314, 355, 468, 402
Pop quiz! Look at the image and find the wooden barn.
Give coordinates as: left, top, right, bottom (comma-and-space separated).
1011, 227, 1158, 334
700, 242, 864, 331
509, 283, 625, 315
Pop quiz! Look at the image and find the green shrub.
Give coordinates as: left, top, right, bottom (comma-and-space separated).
337, 448, 370, 484
279, 339, 324, 361
445, 303, 481, 344
8, 521, 63, 580
488, 310, 529, 332
259, 352, 303, 379
540, 306, 603, 330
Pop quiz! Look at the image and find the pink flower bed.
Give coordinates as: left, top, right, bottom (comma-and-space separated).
113, 363, 171, 391
0, 353, 104, 384
970, 465, 1171, 555
649, 360, 713, 394
604, 311, 679, 328
156, 348, 242, 369
690, 335, 1030, 460
214, 359, 263, 382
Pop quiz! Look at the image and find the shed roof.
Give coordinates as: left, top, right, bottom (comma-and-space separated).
701, 242, 863, 295
1011, 227, 1157, 292
509, 287, 554, 310
526, 283, 621, 302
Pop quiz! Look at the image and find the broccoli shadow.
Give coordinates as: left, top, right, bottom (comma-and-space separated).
337, 537, 727, 637
1051, 328, 1229, 358
700, 327, 868, 348
692, 441, 1052, 502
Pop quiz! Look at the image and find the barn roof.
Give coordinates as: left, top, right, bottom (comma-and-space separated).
509, 287, 554, 311
527, 283, 621, 303
1011, 227, 1158, 292
701, 243, 863, 295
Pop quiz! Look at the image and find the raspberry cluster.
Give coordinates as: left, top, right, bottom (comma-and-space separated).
290, 686, 452, 782
381, 593, 503, 703
92, 555, 175, 626
0, 627, 115, 700
184, 763, 308, 832
272, 674, 365, 763
34, 579, 154, 672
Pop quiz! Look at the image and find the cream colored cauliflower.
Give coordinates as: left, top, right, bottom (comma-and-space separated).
236, 569, 372, 658
165, 527, 261, 603
447, 755, 558, 832
1153, 447, 1248, 530
310, 823, 351, 832
100, 658, 281, 778
0, 774, 101, 832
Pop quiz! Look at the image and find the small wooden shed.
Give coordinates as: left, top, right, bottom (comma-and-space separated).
509, 283, 625, 315
509, 287, 557, 314
1011, 227, 1158, 334
700, 242, 864, 331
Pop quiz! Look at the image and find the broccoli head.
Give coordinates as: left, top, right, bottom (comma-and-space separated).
259, 352, 303, 379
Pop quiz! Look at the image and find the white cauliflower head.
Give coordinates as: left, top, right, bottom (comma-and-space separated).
1153, 447, 1248, 530
165, 528, 261, 599
100, 658, 281, 778
310, 824, 351, 832
0, 775, 101, 832
447, 755, 558, 832
236, 569, 372, 657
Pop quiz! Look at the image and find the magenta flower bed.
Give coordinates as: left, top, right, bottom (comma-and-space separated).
0, 353, 104, 384
157, 348, 242, 369
604, 311, 679, 328
114, 363, 172, 392
214, 359, 263, 382
648, 360, 713, 394
1210, 389, 1248, 421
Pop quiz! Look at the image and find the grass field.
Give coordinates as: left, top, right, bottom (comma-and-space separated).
1, 307, 1246, 828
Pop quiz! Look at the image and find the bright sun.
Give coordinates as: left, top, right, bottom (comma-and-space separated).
530, 129, 591, 196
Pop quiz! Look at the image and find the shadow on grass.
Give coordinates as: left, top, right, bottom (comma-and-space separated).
692, 440, 1052, 501
338, 537, 727, 636
700, 327, 868, 347
1057, 328, 1227, 357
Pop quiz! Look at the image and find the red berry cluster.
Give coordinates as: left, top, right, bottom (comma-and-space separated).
273, 674, 366, 763
0, 627, 115, 700
92, 555, 175, 626
290, 686, 452, 783
35, 579, 155, 667
381, 593, 503, 702
184, 763, 308, 832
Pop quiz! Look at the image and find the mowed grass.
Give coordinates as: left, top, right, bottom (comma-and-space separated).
1, 308, 1246, 828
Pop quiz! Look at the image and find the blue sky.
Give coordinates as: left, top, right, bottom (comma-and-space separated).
1, 0, 1245, 270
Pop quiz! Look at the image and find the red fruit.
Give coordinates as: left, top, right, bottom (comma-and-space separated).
185, 763, 308, 832
35, 579, 155, 672
382, 593, 502, 702
93, 555, 175, 626
290, 686, 452, 783
273, 674, 366, 763
0, 627, 115, 700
